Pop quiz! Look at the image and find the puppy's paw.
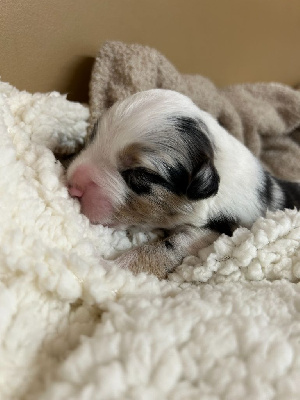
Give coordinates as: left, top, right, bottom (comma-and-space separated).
115, 241, 182, 279
114, 225, 219, 279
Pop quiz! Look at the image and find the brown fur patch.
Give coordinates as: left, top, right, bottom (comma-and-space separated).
118, 142, 157, 170
112, 185, 195, 229
118, 143, 143, 169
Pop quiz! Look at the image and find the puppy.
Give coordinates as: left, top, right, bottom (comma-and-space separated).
67, 89, 300, 278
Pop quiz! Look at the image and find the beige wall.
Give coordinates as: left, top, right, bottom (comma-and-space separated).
1, 0, 300, 102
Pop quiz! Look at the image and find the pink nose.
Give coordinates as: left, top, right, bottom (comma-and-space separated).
68, 185, 84, 198
68, 164, 96, 199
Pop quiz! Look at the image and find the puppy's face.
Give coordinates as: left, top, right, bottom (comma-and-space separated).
67, 90, 220, 230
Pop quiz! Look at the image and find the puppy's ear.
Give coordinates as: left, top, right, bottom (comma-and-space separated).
171, 115, 220, 200
186, 160, 220, 200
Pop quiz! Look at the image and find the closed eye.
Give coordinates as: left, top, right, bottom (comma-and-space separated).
121, 167, 169, 195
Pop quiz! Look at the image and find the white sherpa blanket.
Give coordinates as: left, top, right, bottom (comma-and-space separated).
1, 81, 300, 400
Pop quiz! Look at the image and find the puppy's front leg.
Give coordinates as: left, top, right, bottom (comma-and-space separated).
116, 226, 219, 279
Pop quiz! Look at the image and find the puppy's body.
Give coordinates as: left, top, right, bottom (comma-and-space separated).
67, 90, 299, 278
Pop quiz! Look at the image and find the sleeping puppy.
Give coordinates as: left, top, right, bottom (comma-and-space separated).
67, 89, 300, 278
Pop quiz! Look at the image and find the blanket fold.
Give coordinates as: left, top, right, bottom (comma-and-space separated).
90, 41, 300, 181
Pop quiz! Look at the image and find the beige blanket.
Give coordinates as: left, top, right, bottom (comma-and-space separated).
89, 41, 300, 181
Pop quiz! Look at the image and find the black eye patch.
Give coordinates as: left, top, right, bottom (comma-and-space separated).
121, 167, 170, 195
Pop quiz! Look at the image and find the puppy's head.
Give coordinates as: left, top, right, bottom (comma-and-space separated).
67, 89, 220, 229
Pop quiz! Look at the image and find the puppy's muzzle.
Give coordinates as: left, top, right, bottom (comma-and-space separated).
68, 164, 114, 224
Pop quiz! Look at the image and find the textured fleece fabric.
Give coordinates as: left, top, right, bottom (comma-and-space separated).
0, 80, 300, 400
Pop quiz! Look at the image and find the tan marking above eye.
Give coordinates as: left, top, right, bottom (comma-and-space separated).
118, 143, 145, 169
117, 142, 158, 170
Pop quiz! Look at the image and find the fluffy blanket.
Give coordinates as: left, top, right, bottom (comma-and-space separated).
1, 77, 300, 400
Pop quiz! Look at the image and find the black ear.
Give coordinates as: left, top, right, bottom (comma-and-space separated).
186, 160, 220, 200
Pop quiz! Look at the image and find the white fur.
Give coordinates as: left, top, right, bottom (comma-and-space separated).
196, 110, 265, 226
